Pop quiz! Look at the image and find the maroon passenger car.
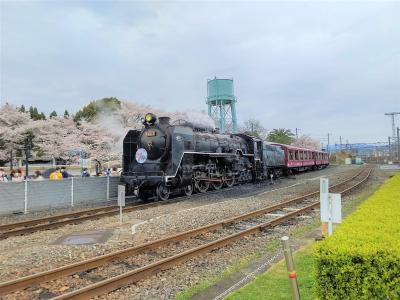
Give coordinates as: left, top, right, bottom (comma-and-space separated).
271, 144, 329, 172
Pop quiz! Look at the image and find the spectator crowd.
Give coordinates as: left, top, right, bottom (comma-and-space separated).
0, 167, 120, 182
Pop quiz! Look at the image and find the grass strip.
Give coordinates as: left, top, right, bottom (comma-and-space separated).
225, 241, 315, 300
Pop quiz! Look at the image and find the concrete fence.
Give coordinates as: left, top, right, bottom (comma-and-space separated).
0, 176, 121, 215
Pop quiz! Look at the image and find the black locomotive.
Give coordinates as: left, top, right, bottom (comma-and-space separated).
121, 113, 286, 201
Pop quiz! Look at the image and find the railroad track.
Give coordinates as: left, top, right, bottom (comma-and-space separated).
0, 167, 359, 239
0, 167, 372, 299
0, 184, 251, 239
0, 202, 155, 239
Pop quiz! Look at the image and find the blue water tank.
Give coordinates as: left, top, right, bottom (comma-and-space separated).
207, 78, 236, 103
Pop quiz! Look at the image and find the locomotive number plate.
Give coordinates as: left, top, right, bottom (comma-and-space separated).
146, 131, 157, 137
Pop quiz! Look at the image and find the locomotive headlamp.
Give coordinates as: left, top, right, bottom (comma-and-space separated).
144, 113, 157, 124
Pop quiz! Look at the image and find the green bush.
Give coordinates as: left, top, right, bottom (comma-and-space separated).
314, 173, 400, 299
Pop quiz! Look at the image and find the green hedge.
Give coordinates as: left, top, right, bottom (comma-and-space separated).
314, 173, 400, 299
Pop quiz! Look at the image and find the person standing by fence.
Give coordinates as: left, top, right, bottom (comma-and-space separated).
18, 169, 24, 180
111, 167, 120, 176
0, 168, 8, 182
60, 167, 70, 179
11, 169, 24, 182
82, 168, 90, 177
50, 167, 63, 180
34, 170, 44, 180
9, 170, 16, 181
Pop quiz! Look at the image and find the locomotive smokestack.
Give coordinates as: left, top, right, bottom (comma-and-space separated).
159, 117, 170, 125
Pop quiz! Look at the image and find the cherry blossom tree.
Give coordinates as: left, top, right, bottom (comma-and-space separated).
0, 104, 120, 164
31, 117, 120, 162
76, 121, 119, 161
0, 104, 35, 164
291, 135, 321, 150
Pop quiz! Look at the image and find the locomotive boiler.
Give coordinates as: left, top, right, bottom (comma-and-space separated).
121, 113, 283, 201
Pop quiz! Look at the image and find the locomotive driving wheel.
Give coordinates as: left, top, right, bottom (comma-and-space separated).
156, 183, 170, 201
195, 180, 209, 193
183, 184, 193, 196
211, 180, 223, 190
224, 176, 235, 188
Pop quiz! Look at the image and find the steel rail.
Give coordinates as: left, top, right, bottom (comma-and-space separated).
54, 168, 372, 300
0, 205, 118, 231
0, 167, 370, 295
0, 167, 362, 239
0, 202, 163, 239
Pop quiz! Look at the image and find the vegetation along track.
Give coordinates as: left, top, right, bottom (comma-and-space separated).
0, 167, 362, 239
0, 167, 372, 299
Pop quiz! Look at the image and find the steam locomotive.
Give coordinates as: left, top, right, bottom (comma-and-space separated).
121, 113, 328, 201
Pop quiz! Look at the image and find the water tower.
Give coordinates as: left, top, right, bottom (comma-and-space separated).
206, 77, 238, 134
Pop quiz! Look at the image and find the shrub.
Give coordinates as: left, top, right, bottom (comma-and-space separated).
314, 173, 400, 299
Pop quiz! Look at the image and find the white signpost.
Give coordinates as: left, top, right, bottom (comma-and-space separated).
320, 178, 342, 236
320, 177, 329, 195
118, 185, 126, 224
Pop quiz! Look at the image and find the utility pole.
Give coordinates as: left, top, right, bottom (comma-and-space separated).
385, 112, 400, 139
388, 137, 391, 162
397, 127, 400, 162
295, 128, 300, 139
327, 133, 330, 153
339, 136, 342, 151
24, 136, 33, 179
9, 150, 13, 171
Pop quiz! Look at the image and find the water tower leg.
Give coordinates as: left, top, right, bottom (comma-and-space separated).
231, 101, 237, 134
220, 101, 226, 133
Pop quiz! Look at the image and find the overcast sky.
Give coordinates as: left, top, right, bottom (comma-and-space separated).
1, 1, 399, 144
